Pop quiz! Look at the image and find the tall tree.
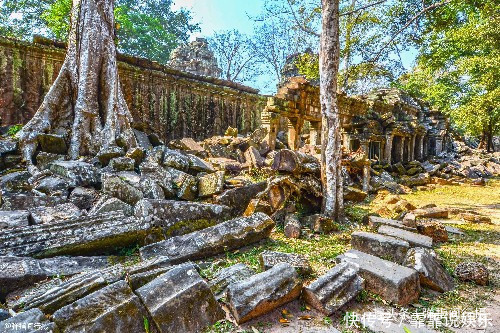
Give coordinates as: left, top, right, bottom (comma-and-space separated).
320, 0, 343, 220
398, 0, 499, 151
17, 0, 137, 172
209, 30, 261, 83
0, 0, 199, 64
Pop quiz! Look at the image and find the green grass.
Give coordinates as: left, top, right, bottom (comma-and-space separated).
6, 124, 22, 136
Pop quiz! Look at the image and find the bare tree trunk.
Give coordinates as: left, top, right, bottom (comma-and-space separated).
320, 0, 343, 221
17, 0, 136, 172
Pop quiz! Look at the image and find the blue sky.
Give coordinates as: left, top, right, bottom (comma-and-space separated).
172, 0, 267, 39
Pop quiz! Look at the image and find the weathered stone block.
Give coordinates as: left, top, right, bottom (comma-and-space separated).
96, 145, 125, 166
344, 186, 367, 202
403, 248, 454, 292
215, 181, 267, 215
52, 280, 154, 333
198, 171, 225, 197
259, 251, 312, 275
209, 263, 255, 299
227, 263, 302, 323
30, 203, 84, 225
303, 262, 364, 315
136, 263, 225, 333
0, 308, 58, 333
34, 175, 70, 196
338, 249, 420, 305
140, 212, 275, 262
69, 187, 98, 210
166, 167, 198, 200
413, 207, 449, 219
0, 210, 30, 229
0, 171, 31, 193
367, 215, 416, 231
378, 225, 433, 249
102, 174, 143, 205
162, 148, 190, 171
186, 153, 215, 173
301, 214, 337, 233
351, 231, 410, 264
37, 133, 67, 154
1, 195, 66, 211
0, 255, 109, 301
0, 212, 162, 258
89, 197, 133, 216
134, 199, 230, 237
109, 156, 135, 171
416, 220, 448, 242
49, 161, 100, 187
284, 214, 301, 238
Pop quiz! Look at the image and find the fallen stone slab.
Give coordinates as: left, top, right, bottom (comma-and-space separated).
403, 248, 454, 292
402, 212, 417, 228
166, 167, 198, 200
102, 174, 144, 205
48, 160, 100, 187
140, 212, 274, 262
351, 231, 410, 264
455, 261, 489, 286
68, 187, 98, 210
0, 255, 109, 301
0, 212, 162, 258
444, 225, 465, 236
209, 263, 255, 299
259, 251, 312, 275
109, 156, 135, 171
416, 220, 448, 242
134, 199, 231, 237
8, 257, 172, 314
302, 262, 364, 315
136, 262, 225, 333
0, 171, 32, 193
52, 280, 153, 333
30, 202, 84, 225
186, 153, 215, 173
344, 186, 367, 202
413, 207, 449, 219
367, 216, 416, 232
0, 308, 58, 333
227, 263, 302, 323
89, 197, 133, 216
0, 308, 9, 321
34, 175, 70, 196
337, 249, 420, 305
37, 133, 67, 154
0, 210, 30, 229
162, 148, 190, 171
215, 181, 267, 215
1, 195, 66, 211
458, 212, 492, 224
378, 225, 433, 249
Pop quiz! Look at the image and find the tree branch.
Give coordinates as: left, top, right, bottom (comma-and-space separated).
340, 0, 388, 17
370, 0, 452, 63
286, 0, 320, 37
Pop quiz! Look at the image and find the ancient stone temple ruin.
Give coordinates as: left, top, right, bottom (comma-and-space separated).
168, 38, 221, 78
262, 76, 450, 163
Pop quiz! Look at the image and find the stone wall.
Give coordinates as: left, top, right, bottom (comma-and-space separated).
0, 37, 265, 142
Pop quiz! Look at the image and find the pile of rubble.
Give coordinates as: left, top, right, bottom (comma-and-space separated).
0, 125, 494, 332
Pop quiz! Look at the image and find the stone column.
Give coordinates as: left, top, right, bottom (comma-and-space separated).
435, 137, 443, 155
409, 135, 416, 161
287, 117, 304, 150
362, 161, 371, 192
384, 133, 393, 164
419, 136, 425, 160
360, 140, 370, 158
261, 112, 279, 150
399, 137, 406, 163
309, 121, 322, 146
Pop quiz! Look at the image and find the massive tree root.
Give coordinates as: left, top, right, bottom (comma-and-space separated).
17, 0, 137, 172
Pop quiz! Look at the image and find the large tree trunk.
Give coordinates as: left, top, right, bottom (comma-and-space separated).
320, 0, 343, 221
17, 0, 136, 171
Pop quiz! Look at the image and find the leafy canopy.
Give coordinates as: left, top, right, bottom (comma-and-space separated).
0, 0, 199, 64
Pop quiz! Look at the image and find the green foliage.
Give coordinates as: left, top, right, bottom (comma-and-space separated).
0, 0, 199, 64
143, 316, 150, 333
204, 320, 234, 333
296, 53, 319, 81
397, 0, 500, 141
7, 124, 22, 136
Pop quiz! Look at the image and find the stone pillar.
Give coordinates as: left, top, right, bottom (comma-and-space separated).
309, 121, 322, 146
409, 135, 416, 161
419, 136, 425, 160
400, 137, 406, 163
287, 117, 304, 150
342, 132, 351, 151
262, 112, 279, 150
360, 140, 370, 159
435, 137, 443, 155
384, 133, 393, 164
362, 161, 371, 192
